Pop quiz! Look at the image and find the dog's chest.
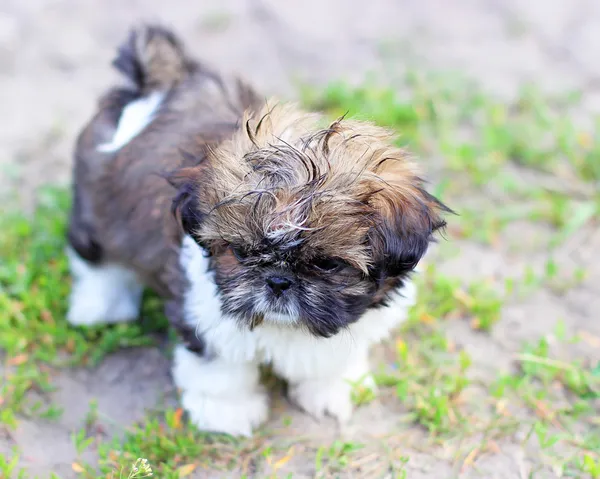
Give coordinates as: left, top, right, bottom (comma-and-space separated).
179, 235, 415, 381
179, 236, 357, 375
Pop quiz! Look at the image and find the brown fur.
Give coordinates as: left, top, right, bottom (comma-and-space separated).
184, 103, 448, 274
68, 27, 261, 304
68, 25, 450, 339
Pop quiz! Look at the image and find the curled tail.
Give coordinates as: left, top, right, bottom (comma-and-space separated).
113, 25, 196, 92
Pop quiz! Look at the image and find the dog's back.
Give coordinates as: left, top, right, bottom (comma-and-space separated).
67, 26, 261, 302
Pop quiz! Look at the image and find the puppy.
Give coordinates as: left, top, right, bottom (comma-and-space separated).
66, 25, 451, 436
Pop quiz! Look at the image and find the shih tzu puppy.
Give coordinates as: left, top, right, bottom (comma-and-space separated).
66, 25, 451, 436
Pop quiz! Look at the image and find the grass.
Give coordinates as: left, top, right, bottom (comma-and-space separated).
302, 75, 599, 247
0, 187, 169, 430
1, 70, 599, 478
71, 409, 263, 478
488, 331, 600, 478
408, 264, 504, 332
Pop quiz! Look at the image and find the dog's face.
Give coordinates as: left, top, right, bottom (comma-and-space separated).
172, 103, 450, 337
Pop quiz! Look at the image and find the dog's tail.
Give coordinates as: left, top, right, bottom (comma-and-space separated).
112, 25, 195, 92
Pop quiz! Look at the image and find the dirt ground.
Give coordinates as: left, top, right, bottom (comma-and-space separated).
1, 0, 600, 478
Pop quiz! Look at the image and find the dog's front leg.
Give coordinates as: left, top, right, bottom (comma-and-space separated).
172, 345, 269, 437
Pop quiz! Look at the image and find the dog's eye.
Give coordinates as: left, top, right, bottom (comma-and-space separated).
314, 257, 343, 272
230, 245, 249, 262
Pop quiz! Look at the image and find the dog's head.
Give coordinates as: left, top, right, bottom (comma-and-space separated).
171, 103, 451, 337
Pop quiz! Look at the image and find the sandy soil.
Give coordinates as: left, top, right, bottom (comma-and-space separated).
1, 0, 599, 477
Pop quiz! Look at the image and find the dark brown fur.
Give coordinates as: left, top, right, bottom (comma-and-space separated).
68, 26, 261, 309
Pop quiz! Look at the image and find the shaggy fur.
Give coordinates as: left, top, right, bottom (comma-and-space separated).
171, 103, 450, 337
66, 24, 451, 436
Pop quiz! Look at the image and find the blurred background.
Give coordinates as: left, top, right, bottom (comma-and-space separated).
3, 0, 600, 200
0, 1, 599, 478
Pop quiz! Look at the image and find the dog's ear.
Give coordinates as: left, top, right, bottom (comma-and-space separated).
167, 166, 205, 238
367, 161, 452, 281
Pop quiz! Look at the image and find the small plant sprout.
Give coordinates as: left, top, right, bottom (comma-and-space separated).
126, 458, 153, 478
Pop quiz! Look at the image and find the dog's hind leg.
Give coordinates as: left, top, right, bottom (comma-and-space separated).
65, 245, 143, 326
65, 185, 143, 326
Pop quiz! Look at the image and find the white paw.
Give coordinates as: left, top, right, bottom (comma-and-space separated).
181, 390, 268, 437
66, 247, 143, 326
287, 348, 375, 424
289, 378, 355, 423
67, 282, 142, 325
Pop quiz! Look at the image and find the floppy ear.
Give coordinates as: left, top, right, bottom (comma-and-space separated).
167, 166, 205, 239
368, 176, 451, 281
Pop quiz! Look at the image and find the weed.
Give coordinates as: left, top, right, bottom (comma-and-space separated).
88, 409, 271, 478
489, 326, 600, 477
315, 441, 365, 476
412, 264, 503, 331
349, 376, 377, 407
0, 452, 26, 479
376, 326, 472, 434
125, 458, 153, 478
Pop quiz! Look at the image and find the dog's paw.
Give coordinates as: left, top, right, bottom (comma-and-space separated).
289, 378, 356, 424
66, 247, 143, 326
288, 351, 375, 424
67, 282, 142, 325
181, 390, 268, 437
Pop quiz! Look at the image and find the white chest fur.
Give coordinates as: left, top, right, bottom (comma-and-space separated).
178, 235, 415, 380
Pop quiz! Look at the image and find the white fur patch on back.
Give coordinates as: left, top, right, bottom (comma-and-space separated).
66, 247, 143, 325
97, 91, 165, 153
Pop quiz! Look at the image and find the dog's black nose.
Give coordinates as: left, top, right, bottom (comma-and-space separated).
266, 276, 292, 296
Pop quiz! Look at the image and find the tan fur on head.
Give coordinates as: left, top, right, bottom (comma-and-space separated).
187, 101, 447, 274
